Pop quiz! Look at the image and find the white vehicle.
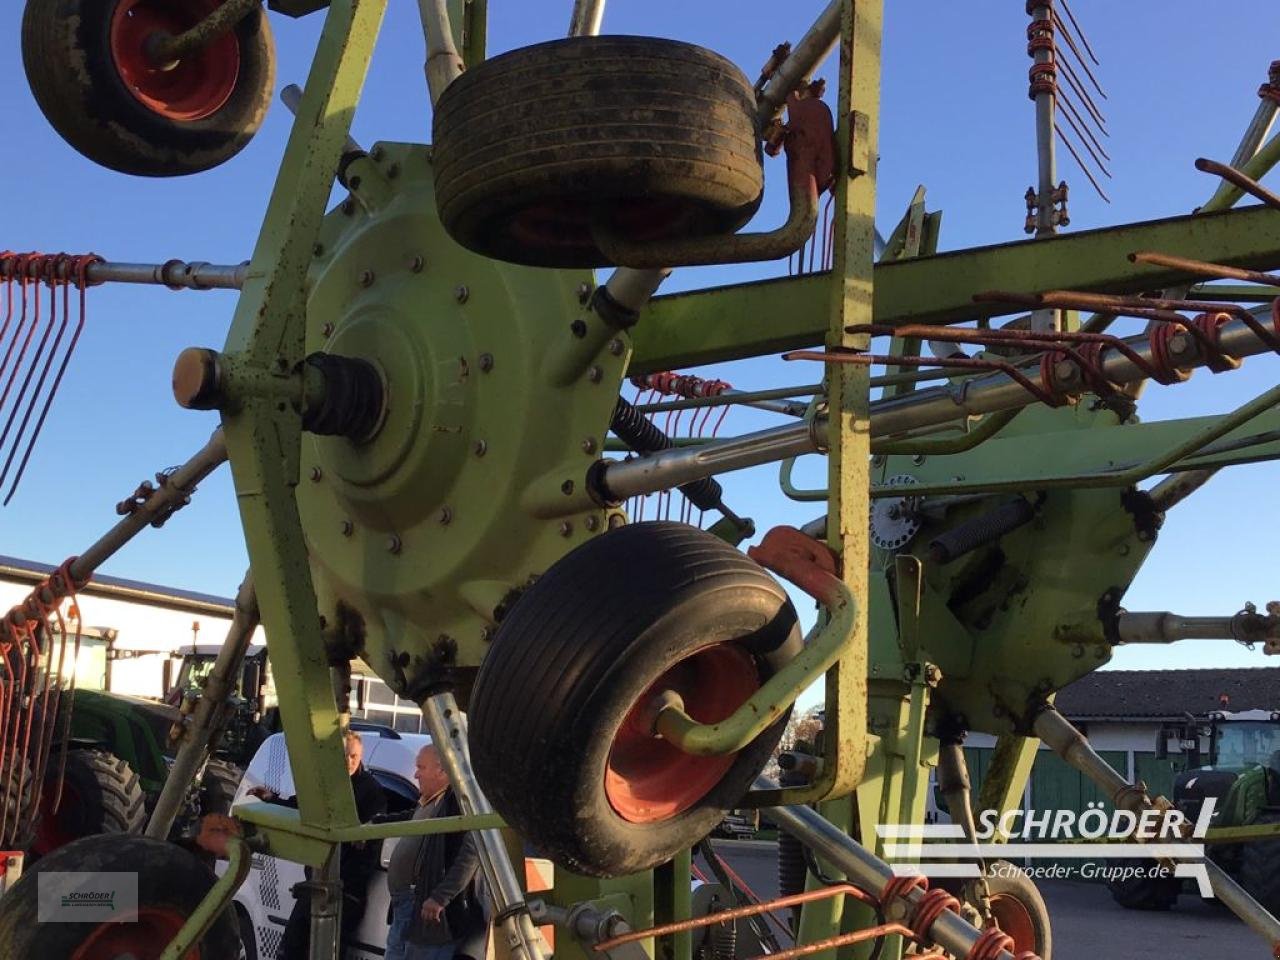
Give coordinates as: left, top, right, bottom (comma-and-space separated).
231, 725, 496, 960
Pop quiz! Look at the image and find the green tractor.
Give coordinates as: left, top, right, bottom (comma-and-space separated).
1109, 710, 1280, 912
27, 639, 274, 859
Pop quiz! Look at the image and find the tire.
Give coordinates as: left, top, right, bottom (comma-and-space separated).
1105, 857, 1181, 911
31, 749, 147, 858
469, 521, 801, 877
200, 759, 243, 817
236, 903, 259, 960
432, 36, 764, 268
983, 860, 1053, 960
22, 0, 275, 176
0, 833, 241, 959
0, 757, 35, 852
1239, 810, 1280, 916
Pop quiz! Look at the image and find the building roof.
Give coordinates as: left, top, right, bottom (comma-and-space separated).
0, 554, 234, 618
1056, 668, 1279, 721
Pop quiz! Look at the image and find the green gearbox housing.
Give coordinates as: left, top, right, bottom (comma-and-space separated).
298, 143, 627, 702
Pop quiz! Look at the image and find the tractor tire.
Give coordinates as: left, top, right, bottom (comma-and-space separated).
22, 0, 275, 176
1239, 810, 1280, 916
983, 860, 1053, 960
1105, 858, 1181, 911
432, 36, 764, 268
470, 521, 801, 878
0, 758, 35, 852
31, 749, 146, 858
0, 833, 241, 959
199, 758, 242, 816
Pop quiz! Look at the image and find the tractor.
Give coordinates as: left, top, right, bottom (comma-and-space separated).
1, 3, 1280, 960
1110, 709, 1280, 912
21, 637, 272, 861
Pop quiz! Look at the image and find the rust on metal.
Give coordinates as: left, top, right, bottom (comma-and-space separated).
593, 884, 879, 952
1196, 157, 1280, 212
747, 525, 842, 607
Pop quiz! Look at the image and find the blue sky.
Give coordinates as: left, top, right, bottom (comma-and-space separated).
2, 2, 1279, 678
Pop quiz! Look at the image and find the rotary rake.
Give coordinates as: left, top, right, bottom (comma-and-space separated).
2, 1, 1280, 959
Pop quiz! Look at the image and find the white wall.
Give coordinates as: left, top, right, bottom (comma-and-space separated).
0, 578, 265, 699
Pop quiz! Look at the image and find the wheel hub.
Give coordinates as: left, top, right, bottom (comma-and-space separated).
110, 0, 240, 121
299, 144, 628, 700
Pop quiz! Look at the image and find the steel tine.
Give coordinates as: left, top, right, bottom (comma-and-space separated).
0, 263, 47, 454
1057, 0, 1102, 66
51, 603, 82, 814
1057, 57, 1108, 131
1055, 123, 1112, 201
1051, 9, 1106, 97
5, 256, 99, 505
0, 259, 36, 401
0, 257, 68, 492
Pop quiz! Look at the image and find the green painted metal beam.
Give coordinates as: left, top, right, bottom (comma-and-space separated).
630, 204, 1280, 373
220, 0, 388, 830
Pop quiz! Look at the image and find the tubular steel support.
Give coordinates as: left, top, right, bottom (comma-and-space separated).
218, 0, 388, 832
421, 693, 549, 960
1032, 706, 1280, 952
0, 256, 248, 291
568, 0, 605, 37
157, 834, 253, 960
755, 0, 841, 126
759, 783, 1023, 960
147, 0, 261, 64
145, 573, 260, 840
653, 584, 855, 756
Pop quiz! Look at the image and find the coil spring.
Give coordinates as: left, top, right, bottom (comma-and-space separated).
708, 908, 737, 960
611, 397, 726, 512
777, 769, 810, 934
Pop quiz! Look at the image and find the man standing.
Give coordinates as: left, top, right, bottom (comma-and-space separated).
249, 730, 387, 959
385, 745, 486, 960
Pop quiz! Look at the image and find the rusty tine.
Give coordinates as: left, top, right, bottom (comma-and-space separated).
0, 259, 37, 405
594, 884, 879, 952
1057, 57, 1108, 131
784, 349, 1068, 408
0, 257, 66, 493
1129, 250, 1280, 288
747, 923, 919, 960
1195, 158, 1280, 211
870, 323, 1167, 385
3, 255, 98, 505
1058, 0, 1101, 65
0, 651, 12, 845
1055, 123, 1112, 201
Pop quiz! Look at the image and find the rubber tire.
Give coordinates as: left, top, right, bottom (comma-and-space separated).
1239, 810, 1280, 916
200, 758, 243, 816
236, 903, 259, 960
432, 36, 764, 268
0, 833, 241, 959
22, 0, 275, 176
1105, 857, 1181, 911
469, 521, 801, 878
983, 860, 1053, 960
33, 749, 147, 857
0, 757, 35, 852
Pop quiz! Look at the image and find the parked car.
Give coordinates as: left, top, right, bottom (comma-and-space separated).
229, 726, 553, 960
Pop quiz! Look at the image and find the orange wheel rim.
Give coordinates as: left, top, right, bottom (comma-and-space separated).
71, 905, 198, 960
109, 0, 240, 121
605, 643, 760, 823
989, 892, 1038, 954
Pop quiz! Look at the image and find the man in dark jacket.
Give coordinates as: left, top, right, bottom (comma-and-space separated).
250, 730, 388, 959
385, 745, 487, 960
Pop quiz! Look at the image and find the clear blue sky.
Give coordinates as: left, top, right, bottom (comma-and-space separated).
2, 2, 1278, 679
